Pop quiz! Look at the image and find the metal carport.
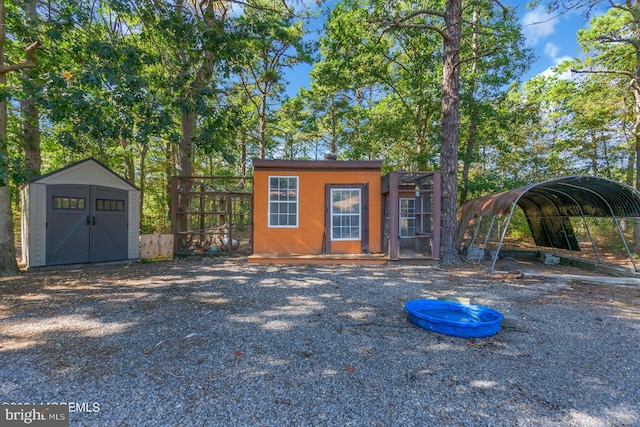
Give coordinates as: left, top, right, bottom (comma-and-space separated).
457, 176, 640, 272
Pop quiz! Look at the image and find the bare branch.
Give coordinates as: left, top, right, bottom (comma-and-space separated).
0, 41, 41, 74
491, 0, 508, 15
571, 67, 636, 80
596, 34, 639, 47
370, 8, 447, 39
399, 9, 446, 21
610, 1, 634, 14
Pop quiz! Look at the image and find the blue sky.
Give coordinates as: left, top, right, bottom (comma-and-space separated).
517, 1, 601, 80
285, 0, 602, 97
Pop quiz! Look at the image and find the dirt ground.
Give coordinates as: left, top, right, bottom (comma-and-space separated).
2, 256, 639, 328
1, 257, 639, 426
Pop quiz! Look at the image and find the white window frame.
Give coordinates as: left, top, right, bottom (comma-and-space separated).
330, 188, 361, 241
268, 176, 298, 228
400, 198, 416, 238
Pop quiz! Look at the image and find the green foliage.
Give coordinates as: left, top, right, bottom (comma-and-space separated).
3, 0, 640, 244
299, 0, 446, 166
483, 3, 639, 199
233, 1, 313, 159
298, 0, 533, 182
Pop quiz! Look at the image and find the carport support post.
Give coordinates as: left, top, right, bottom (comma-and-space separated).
560, 219, 575, 259
469, 215, 482, 250
490, 203, 517, 273
481, 216, 496, 263
539, 216, 558, 255
613, 217, 638, 271
581, 216, 601, 264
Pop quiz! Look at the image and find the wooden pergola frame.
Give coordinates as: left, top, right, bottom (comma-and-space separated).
170, 176, 253, 256
382, 171, 441, 260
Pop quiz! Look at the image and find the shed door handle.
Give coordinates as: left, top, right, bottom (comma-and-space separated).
86, 216, 90, 225
92, 216, 95, 226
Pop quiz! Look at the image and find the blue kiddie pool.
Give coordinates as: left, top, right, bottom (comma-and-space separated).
404, 299, 504, 338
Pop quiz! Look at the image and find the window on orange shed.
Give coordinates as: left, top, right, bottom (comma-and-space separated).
331, 188, 361, 240
268, 176, 298, 227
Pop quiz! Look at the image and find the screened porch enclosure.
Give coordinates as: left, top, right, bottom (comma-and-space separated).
382, 171, 441, 260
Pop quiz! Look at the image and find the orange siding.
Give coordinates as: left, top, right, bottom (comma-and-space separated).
253, 163, 382, 255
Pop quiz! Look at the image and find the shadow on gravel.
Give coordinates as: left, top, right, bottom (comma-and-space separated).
1, 258, 639, 426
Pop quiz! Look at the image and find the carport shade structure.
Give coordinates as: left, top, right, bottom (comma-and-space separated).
457, 176, 640, 272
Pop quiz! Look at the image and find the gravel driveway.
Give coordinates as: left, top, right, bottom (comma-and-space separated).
1, 258, 639, 426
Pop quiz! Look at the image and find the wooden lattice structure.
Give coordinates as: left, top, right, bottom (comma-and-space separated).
382, 171, 441, 260
171, 176, 253, 256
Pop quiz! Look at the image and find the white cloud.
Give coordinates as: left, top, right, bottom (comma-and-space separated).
553, 55, 573, 66
544, 42, 572, 66
539, 39, 574, 80
540, 56, 574, 80
544, 42, 560, 59
522, 6, 559, 46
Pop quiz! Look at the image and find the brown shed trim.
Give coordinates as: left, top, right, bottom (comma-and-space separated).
253, 159, 383, 171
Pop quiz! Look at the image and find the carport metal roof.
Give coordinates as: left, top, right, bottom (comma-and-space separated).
457, 176, 640, 272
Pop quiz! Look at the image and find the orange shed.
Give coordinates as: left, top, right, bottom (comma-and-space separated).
250, 159, 383, 261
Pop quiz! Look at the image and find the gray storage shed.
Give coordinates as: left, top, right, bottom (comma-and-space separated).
21, 158, 140, 267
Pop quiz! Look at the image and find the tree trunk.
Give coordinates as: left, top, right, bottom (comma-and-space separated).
0, 185, 17, 275
178, 110, 195, 238
0, 0, 42, 274
240, 131, 247, 176
628, 0, 640, 256
21, 92, 40, 179
590, 131, 598, 176
329, 99, 337, 155
179, 111, 196, 178
626, 150, 635, 186
258, 96, 267, 159
177, 0, 216, 177
439, 0, 463, 267
21, 0, 40, 180
123, 145, 135, 183
174, 1, 216, 240
460, 8, 478, 206
139, 144, 148, 230
164, 139, 173, 227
